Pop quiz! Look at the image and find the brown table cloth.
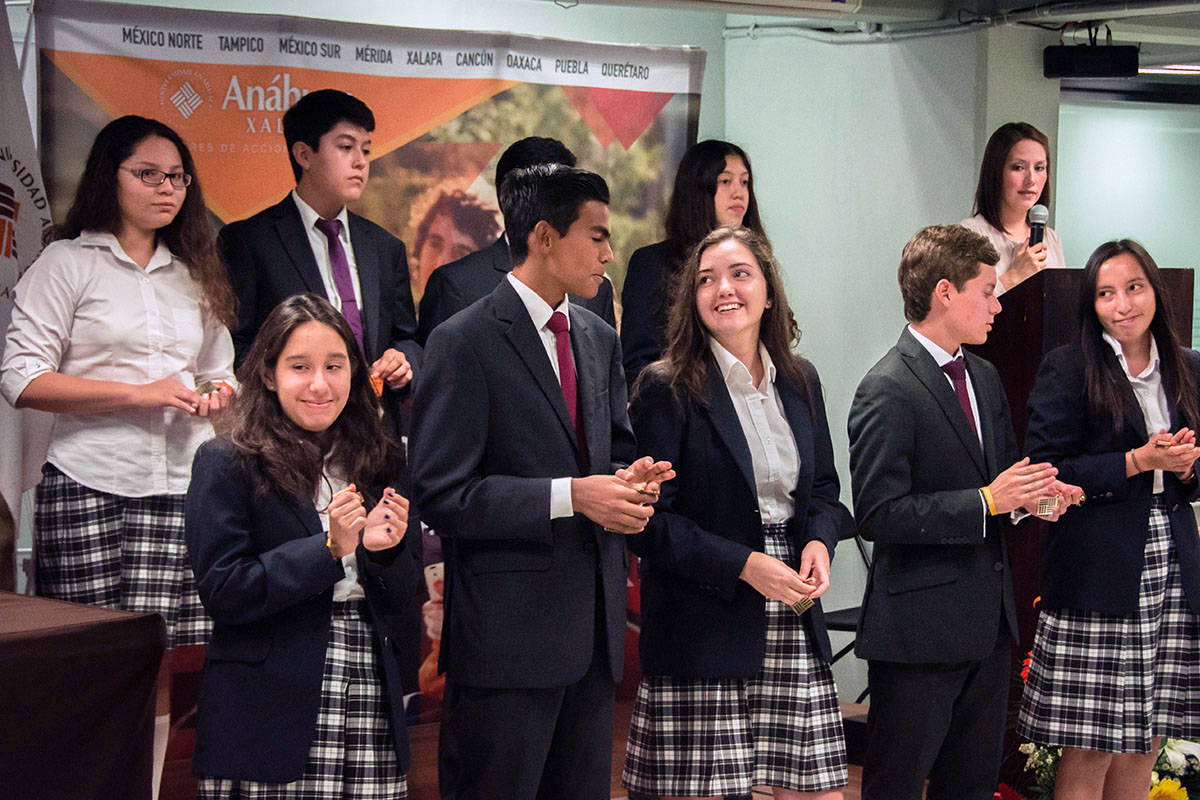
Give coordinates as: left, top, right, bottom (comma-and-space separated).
0, 591, 165, 800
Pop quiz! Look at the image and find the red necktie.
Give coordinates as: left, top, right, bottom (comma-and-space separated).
941, 357, 979, 443
313, 217, 364, 355
546, 311, 586, 457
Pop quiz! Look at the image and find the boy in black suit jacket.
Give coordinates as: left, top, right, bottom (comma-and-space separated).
219, 89, 419, 389
416, 136, 616, 345
410, 165, 671, 800
848, 225, 1078, 800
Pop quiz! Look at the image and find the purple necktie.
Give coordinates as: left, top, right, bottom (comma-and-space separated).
547, 311, 587, 459
313, 217, 364, 355
942, 357, 979, 443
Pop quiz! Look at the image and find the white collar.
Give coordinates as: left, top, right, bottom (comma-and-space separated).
79, 229, 175, 272
506, 272, 570, 332
709, 337, 776, 389
908, 324, 961, 368
292, 189, 350, 242
1103, 331, 1160, 381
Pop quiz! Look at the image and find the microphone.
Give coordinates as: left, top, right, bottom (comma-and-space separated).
1028, 204, 1049, 247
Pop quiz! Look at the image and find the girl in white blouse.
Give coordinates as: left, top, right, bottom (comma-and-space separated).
0, 115, 236, 794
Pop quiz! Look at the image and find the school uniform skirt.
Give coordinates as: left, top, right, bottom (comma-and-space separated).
34, 463, 210, 648
622, 522, 848, 796
199, 601, 407, 800
1018, 497, 1200, 753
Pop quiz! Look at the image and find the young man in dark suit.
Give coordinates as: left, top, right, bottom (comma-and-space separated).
410, 164, 672, 800
847, 224, 1079, 800
219, 89, 419, 393
416, 137, 616, 345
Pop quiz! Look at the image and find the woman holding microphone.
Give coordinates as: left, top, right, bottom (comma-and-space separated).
622, 226, 848, 800
1019, 240, 1200, 799
961, 122, 1066, 294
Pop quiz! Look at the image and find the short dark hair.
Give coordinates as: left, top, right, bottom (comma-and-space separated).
499, 165, 609, 266
972, 122, 1052, 235
898, 224, 999, 322
282, 89, 375, 182
495, 137, 575, 205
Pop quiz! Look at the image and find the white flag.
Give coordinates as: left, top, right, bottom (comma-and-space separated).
0, 11, 55, 538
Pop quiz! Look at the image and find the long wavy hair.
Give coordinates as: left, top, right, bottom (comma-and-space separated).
226, 294, 400, 505
663, 140, 765, 269
1079, 239, 1200, 436
971, 121, 1052, 237
638, 225, 809, 409
59, 115, 235, 329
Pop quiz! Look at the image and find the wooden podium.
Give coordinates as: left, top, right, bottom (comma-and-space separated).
967, 267, 1194, 649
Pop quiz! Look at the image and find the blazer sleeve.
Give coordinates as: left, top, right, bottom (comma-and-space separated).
627, 373, 754, 596
1025, 347, 1131, 502
185, 440, 346, 626
218, 223, 259, 370
801, 363, 850, 559
382, 235, 422, 376
416, 266, 462, 346
848, 369, 987, 546
409, 324, 554, 545
620, 245, 668, 392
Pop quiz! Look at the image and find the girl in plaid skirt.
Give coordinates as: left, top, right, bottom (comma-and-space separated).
1020, 240, 1200, 798
186, 295, 421, 799
0, 116, 236, 795
623, 226, 848, 800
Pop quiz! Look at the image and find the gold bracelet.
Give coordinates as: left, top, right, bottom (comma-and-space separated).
980, 486, 998, 516
1130, 449, 1144, 473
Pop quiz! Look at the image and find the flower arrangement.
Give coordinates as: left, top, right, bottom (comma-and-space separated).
1018, 739, 1200, 800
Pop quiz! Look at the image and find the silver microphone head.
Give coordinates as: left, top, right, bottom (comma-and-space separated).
1028, 204, 1050, 226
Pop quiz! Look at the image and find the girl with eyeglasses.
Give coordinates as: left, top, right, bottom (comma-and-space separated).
1, 115, 235, 794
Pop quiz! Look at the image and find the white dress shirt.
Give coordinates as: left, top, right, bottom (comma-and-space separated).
315, 469, 367, 602
1104, 333, 1170, 494
292, 190, 363, 311
506, 272, 575, 519
0, 232, 235, 496
959, 214, 1067, 297
709, 339, 799, 524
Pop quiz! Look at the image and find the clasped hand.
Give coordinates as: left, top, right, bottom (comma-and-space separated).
572, 456, 675, 534
739, 540, 831, 605
327, 485, 409, 557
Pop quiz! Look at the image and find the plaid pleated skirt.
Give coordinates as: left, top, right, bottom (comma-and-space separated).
622, 522, 848, 796
199, 601, 407, 800
1018, 497, 1200, 753
33, 462, 211, 648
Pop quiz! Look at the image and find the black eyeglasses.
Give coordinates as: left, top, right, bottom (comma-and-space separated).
123, 167, 192, 188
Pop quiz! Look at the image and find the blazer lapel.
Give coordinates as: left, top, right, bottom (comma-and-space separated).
899, 329, 986, 477
494, 280, 578, 448
571, 308, 608, 471
348, 214, 381, 358
272, 198, 325, 295
702, 364, 757, 498
280, 493, 324, 539
777, 375, 813, 476
964, 352, 1000, 477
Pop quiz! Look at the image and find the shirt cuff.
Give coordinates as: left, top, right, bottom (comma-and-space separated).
550, 477, 574, 520
978, 489, 988, 539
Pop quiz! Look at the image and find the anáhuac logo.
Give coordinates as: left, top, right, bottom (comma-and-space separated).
159, 68, 215, 121
0, 182, 18, 262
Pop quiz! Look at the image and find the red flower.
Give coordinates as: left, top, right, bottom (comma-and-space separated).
996, 782, 1025, 800
1021, 652, 1032, 683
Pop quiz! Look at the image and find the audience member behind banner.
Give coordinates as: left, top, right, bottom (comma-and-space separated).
1018, 240, 1200, 799
186, 293, 421, 799
0, 114, 235, 797
960, 122, 1067, 295
622, 225, 850, 800
620, 139, 766, 390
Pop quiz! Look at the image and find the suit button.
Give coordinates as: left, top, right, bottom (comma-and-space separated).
993, 562, 1003, 572
583, 542, 595, 553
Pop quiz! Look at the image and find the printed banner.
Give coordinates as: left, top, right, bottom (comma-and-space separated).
0, 8, 55, 546
37, 0, 703, 723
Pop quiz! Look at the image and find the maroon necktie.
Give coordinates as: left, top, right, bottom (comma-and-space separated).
941, 357, 979, 443
313, 217, 364, 355
546, 311, 587, 456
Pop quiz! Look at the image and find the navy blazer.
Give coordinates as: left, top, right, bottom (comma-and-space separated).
1026, 343, 1200, 615
619, 240, 672, 392
849, 328, 1020, 664
416, 235, 616, 345
184, 439, 422, 783
410, 278, 636, 688
219, 196, 420, 375
628, 358, 848, 678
